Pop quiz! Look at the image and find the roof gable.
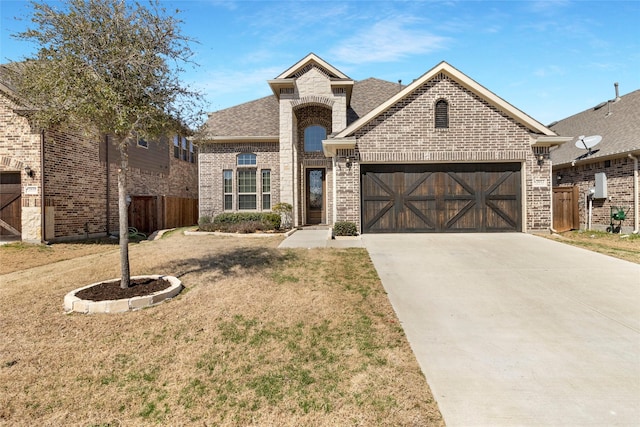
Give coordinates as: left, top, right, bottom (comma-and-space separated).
335, 61, 555, 138
275, 53, 350, 80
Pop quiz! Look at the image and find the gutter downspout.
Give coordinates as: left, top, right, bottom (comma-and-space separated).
40, 130, 47, 244
629, 153, 639, 233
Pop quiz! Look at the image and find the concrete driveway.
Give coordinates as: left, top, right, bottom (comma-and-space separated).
363, 233, 640, 426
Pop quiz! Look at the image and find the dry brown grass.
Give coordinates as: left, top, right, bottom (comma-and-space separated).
0, 230, 443, 426
545, 230, 640, 264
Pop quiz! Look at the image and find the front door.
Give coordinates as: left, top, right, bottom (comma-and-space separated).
306, 168, 325, 225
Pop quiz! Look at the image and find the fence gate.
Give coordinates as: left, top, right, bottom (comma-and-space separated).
128, 196, 157, 234
553, 186, 579, 232
0, 172, 22, 237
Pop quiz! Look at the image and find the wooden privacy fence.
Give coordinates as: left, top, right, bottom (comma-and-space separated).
552, 186, 579, 232
129, 196, 198, 234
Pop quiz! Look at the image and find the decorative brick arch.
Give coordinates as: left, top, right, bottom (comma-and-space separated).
291, 95, 334, 110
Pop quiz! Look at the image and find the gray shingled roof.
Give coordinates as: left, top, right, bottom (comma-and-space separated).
347, 78, 404, 125
549, 89, 640, 166
202, 77, 403, 140
201, 95, 280, 138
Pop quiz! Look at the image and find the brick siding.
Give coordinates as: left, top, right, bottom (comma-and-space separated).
1, 92, 198, 241
198, 142, 280, 218
554, 157, 637, 232
336, 74, 552, 232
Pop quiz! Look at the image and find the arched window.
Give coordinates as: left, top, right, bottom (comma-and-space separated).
304, 125, 326, 152
435, 99, 449, 129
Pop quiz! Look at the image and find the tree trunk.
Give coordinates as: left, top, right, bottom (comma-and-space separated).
118, 139, 131, 289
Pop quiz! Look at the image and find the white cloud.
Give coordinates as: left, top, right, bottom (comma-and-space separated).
331, 16, 450, 64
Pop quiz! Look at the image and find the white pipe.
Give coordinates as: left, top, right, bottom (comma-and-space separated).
588, 195, 593, 230
629, 153, 639, 233
584, 191, 588, 230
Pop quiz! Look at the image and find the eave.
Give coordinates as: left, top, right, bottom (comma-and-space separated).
531, 135, 573, 148
322, 137, 356, 157
198, 135, 279, 144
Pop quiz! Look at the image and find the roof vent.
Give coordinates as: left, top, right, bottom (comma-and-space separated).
593, 101, 607, 110
614, 82, 621, 102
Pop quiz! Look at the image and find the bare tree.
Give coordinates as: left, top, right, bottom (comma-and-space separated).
10, 0, 203, 288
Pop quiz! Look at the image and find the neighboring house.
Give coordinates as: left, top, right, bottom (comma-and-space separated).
198, 53, 569, 233
549, 87, 639, 233
0, 64, 199, 243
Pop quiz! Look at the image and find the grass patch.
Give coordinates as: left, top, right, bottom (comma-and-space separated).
546, 230, 640, 264
0, 231, 443, 426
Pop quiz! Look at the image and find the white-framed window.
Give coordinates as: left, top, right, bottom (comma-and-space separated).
304, 125, 326, 152
181, 137, 188, 161
262, 169, 271, 210
173, 135, 181, 158
137, 138, 148, 148
189, 141, 196, 163
238, 169, 257, 210
237, 153, 257, 166
223, 170, 233, 210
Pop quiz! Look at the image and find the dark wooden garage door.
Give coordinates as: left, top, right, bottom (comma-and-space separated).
361, 163, 521, 233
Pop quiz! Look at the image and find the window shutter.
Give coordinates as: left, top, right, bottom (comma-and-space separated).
435, 100, 449, 128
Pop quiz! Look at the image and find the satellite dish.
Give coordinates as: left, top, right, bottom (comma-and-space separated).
575, 135, 602, 150
573, 135, 602, 162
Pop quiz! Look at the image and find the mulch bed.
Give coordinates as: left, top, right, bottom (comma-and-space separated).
75, 278, 170, 301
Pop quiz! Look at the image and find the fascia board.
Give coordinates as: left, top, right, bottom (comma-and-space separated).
276, 53, 350, 80
322, 137, 356, 157
199, 136, 279, 144
335, 61, 556, 138
267, 79, 295, 100
531, 135, 573, 147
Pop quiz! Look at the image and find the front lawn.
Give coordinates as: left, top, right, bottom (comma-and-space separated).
0, 231, 443, 426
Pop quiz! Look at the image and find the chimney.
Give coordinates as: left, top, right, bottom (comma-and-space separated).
614, 82, 621, 102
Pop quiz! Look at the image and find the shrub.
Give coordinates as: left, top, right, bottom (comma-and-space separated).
199, 216, 212, 226
199, 213, 281, 233
333, 221, 358, 236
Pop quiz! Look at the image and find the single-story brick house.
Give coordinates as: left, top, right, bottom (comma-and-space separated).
198, 53, 570, 233
0, 64, 199, 243
549, 87, 639, 233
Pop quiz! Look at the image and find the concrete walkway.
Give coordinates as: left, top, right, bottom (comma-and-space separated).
277, 228, 363, 249
363, 233, 640, 427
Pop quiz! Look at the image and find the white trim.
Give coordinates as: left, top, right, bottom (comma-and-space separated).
202, 136, 278, 144
322, 138, 356, 157
276, 53, 350, 80
334, 61, 556, 139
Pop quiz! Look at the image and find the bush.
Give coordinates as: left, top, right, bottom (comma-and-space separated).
273, 202, 293, 229
333, 221, 358, 236
198, 213, 281, 233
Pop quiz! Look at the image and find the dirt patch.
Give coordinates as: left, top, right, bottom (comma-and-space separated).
545, 230, 639, 264
75, 277, 170, 301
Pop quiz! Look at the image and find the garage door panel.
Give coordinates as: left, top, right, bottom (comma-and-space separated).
402, 200, 437, 231
361, 163, 521, 233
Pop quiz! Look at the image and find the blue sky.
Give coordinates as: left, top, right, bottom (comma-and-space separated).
1, 0, 639, 125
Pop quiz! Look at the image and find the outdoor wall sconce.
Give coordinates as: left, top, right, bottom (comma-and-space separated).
346, 157, 352, 168
24, 166, 34, 178
537, 154, 545, 166
556, 173, 562, 182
